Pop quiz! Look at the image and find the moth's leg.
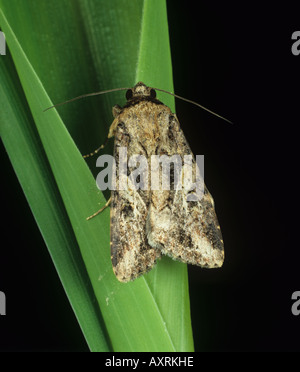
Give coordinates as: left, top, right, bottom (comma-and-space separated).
83, 105, 121, 158
83, 137, 109, 158
86, 197, 111, 221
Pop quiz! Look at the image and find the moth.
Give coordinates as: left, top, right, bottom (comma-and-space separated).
47, 82, 225, 282
89, 82, 224, 282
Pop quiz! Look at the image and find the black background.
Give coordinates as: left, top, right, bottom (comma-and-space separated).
1, 0, 300, 351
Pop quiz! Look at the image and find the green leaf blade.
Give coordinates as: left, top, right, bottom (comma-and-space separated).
1, 0, 194, 351
0, 22, 109, 352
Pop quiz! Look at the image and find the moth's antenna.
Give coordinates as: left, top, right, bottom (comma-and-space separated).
43, 87, 130, 112
154, 87, 233, 125
44, 85, 232, 124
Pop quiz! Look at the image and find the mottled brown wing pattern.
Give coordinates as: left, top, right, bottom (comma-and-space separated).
146, 114, 224, 268
160, 185, 224, 267
110, 103, 161, 282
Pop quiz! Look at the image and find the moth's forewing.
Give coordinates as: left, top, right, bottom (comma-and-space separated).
109, 82, 224, 282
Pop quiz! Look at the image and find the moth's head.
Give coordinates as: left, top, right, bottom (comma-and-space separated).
126, 82, 156, 101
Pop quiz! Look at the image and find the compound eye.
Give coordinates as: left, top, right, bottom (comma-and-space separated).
126, 89, 133, 100
150, 88, 156, 99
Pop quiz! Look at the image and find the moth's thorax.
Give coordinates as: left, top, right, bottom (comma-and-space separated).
117, 100, 172, 150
